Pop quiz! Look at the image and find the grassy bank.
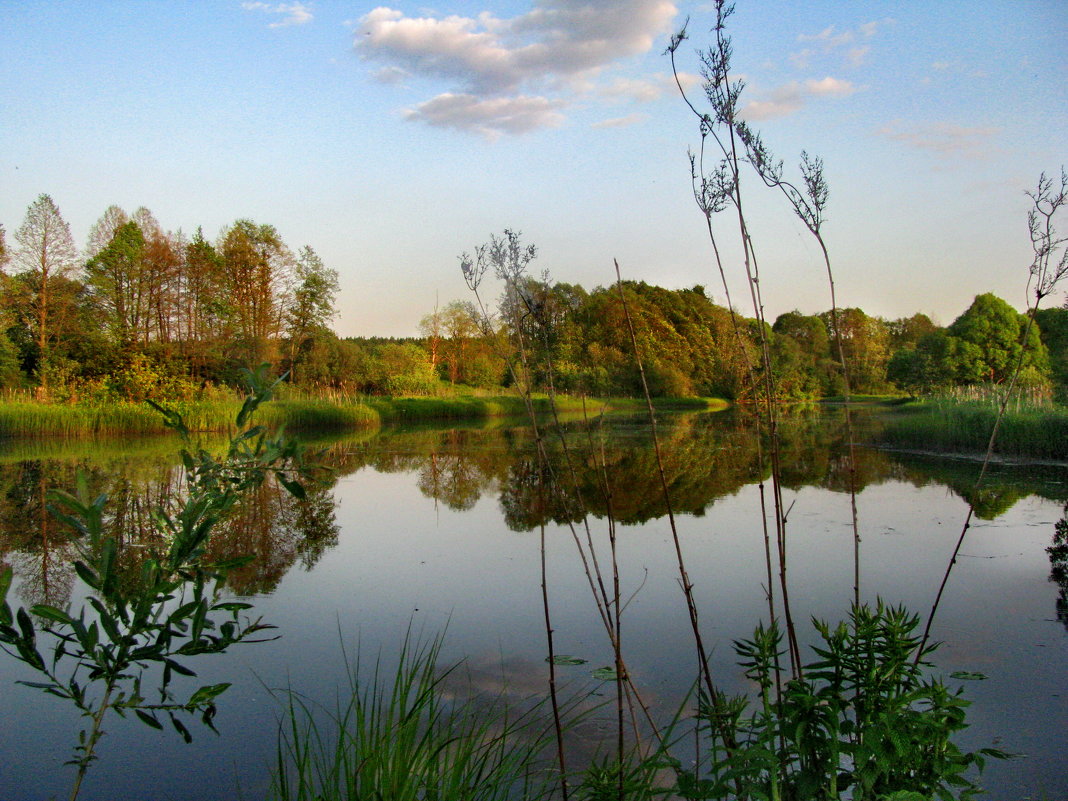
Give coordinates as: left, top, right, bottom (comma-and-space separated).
0, 395, 726, 439
879, 398, 1068, 460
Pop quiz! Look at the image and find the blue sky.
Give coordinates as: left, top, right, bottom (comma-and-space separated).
1, 1, 1065, 337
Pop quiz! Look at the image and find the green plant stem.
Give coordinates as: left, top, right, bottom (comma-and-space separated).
70, 681, 115, 801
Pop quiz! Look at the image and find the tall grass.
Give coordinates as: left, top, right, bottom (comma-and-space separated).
0, 395, 722, 439
0, 399, 242, 438
271, 634, 562, 801
881, 399, 1068, 461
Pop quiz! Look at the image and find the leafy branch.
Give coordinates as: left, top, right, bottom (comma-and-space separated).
0, 363, 310, 801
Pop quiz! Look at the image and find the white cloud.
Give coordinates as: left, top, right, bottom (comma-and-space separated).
740, 77, 858, 120
798, 25, 854, 50
372, 65, 411, 85
355, 1, 679, 136
403, 93, 566, 140
877, 121, 1001, 159
600, 71, 695, 103
804, 76, 857, 97
790, 18, 893, 69
357, 2, 676, 93
241, 2, 313, 28
789, 48, 813, 70
592, 112, 648, 129
846, 45, 870, 66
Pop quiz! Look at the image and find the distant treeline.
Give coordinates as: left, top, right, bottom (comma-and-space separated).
1, 194, 1065, 403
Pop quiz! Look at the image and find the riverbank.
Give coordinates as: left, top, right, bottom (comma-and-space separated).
0, 395, 726, 439
877, 398, 1068, 461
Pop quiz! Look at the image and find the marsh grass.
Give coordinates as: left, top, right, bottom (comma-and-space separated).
271, 634, 563, 801
0, 399, 244, 438
881, 399, 1068, 461
0, 395, 719, 439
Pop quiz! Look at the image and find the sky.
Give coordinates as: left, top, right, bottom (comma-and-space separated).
1, 1, 1066, 337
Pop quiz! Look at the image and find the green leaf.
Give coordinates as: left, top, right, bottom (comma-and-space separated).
591, 666, 618, 681
73, 561, 100, 590
276, 473, 306, 500
188, 683, 231, 707
210, 602, 253, 612
170, 713, 192, 744
136, 710, 164, 730
547, 655, 588, 665
949, 671, 988, 681
164, 658, 197, 678
17, 680, 60, 691
0, 565, 12, 604
31, 604, 74, 625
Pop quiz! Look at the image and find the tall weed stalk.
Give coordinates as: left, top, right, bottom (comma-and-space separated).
918, 168, 1067, 657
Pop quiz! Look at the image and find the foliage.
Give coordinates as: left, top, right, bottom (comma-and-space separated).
948, 293, 1048, 386
0, 365, 309, 799
284, 245, 340, 385
673, 602, 1006, 801
1035, 307, 1068, 401
1048, 504, 1068, 631
878, 397, 1068, 460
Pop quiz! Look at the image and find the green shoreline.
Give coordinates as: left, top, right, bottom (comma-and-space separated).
0, 395, 726, 440
877, 398, 1068, 461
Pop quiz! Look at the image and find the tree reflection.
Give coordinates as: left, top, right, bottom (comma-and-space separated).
1048, 504, 1068, 630
0, 409, 1063, 607
0, 450, 340, 606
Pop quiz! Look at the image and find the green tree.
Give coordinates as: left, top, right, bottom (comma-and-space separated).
886, 330, 959, 396
84, 221, 146, 348
1035, 306, 1068, 400
886, 312, 938, 351
219, 220, 294, 366
179, 229, 228, 380
820, 308, 891, 394
948, 292, 1049, 385
284, 246, 339, 385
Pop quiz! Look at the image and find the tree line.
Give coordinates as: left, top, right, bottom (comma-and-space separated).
419, 278, 1065, 402
0, 194, 339, 400
1, 193, 1064, 403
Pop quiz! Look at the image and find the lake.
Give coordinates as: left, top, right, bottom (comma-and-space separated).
1, 406, 1065, 800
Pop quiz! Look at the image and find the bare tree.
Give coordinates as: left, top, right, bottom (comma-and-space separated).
12, 194, 79, 396
85, 205, 129, 261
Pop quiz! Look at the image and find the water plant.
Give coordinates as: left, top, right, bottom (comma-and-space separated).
0, 364, 310, 801
675, 602, 1006, 801
272, 632, 563, 801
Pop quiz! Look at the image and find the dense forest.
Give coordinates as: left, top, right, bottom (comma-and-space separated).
1, 194, 1065, 404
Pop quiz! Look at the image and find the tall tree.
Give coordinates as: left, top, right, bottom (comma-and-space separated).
85, 221, 146, 347
284, 246, 338, 383
179, 229, 227, 377
12, 194, 79, 396
220, 220, 293, 365
948, 292, 1049, 385
84, 205, 129, 261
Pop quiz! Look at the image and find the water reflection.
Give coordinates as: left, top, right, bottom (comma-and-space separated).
2, 409, 1065, 612
1, 408, 1066, 800
1049, 503, 1068, 630
0, 449, 340, 607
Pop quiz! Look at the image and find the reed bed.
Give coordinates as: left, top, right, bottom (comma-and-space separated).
0, 399, 237, 438
880, 399, 1068, 460
0, 395, 724, 439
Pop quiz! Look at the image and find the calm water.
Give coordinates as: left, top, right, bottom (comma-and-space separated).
1, 408, 1065, 800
